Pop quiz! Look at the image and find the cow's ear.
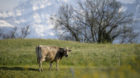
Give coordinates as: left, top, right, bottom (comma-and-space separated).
66, 47, 71, 52
68, 49, 72, 52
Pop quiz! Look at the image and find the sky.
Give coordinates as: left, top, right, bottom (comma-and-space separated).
0, 0, 140, 42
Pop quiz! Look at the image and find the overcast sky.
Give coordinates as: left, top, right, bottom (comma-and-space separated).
0, 0, 140, 42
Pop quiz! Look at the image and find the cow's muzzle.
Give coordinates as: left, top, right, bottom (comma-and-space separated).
65, 55, 68, 57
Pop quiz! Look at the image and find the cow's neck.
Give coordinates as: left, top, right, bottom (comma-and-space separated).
55, 52, 64, 60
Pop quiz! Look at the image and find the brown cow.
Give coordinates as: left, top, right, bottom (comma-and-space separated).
36, 45, 71, 71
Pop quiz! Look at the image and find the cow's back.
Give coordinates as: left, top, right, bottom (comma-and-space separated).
36, 45, 59, 62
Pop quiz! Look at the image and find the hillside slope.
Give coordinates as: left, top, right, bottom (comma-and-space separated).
0, 39, 140, 78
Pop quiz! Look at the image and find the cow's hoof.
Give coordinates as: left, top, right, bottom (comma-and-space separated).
39, 69, 43, 72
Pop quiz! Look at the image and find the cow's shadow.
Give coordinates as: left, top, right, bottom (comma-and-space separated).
0, 66, 38, 71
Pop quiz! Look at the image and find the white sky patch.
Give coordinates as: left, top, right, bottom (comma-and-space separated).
47, 25, 54, 30
32, 23, 55, 38
0, 20, 14, 27
0, 12, 9, 18
35, 24, 45, 37
63, 0, 69, 3
49, 32, 55, 36
15, 20, 20, 24
57, 0, 69, 3
15, 19, 26, 24
20, 19, 26, 23
0, 12, 3, 17
45, 14, 50, 20
40, 5, 45, 9
16, 10, 22, 16
57, 29, 64, 34
32, 0, 52, 11
119, 6, 127, 13
41, 0, 52, 6
117, 0, 136, 4
46, 1, 52, 6
0, 11, 15, 18
7, 11, 14, 17
33, 13, 41, 23
32, 5, 39, 11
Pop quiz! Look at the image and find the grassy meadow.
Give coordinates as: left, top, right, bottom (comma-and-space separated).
0, 39, 140, 78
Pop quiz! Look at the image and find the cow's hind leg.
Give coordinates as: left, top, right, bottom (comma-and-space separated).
39, 61, 43, 72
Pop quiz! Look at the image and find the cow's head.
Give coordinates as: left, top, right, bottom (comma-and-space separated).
59, 48, 71, 57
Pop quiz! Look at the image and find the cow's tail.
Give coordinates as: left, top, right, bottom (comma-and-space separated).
36, 45, 42, 64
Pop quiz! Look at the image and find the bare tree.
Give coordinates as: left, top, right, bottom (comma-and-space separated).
119, 26, 138, 43
0, 25, 30, 39
20, 25, 30, 38
51, 0, 138, 43
51, 5, 81, 41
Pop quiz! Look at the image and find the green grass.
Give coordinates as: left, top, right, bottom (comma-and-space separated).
0, 39, 140, 78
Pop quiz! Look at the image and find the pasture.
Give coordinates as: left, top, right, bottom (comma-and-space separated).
0, 39, 140, 78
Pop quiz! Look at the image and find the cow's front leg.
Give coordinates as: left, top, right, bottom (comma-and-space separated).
49, 62, 53, 70
56, 60, 59, 71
